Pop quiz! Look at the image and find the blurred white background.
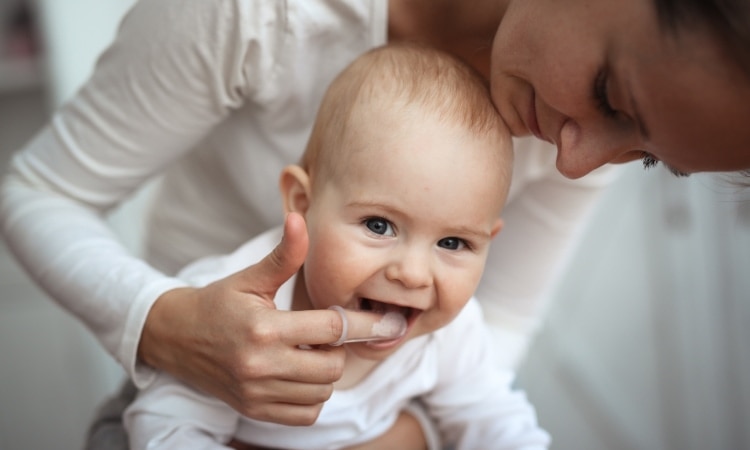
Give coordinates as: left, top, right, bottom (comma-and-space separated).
0, 1, 136, 449
0, 1, 748, 449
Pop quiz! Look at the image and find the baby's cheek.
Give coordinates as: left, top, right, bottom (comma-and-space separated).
418, 307, 463, 335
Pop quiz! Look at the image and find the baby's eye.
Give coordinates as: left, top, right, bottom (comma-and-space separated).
364, 217, 395, 236
437, 237, 466, 251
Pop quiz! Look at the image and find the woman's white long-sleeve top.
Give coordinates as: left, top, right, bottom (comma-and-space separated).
0, 0, 616, 387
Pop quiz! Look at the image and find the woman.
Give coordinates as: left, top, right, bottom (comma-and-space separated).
1, 0, 749, 448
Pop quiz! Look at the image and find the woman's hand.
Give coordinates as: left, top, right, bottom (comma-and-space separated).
139, 213, 353, 425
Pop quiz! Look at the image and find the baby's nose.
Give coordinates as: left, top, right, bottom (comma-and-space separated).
384, 247, 432, 289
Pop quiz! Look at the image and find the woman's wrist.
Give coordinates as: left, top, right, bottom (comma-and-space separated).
138, 287, 197, 371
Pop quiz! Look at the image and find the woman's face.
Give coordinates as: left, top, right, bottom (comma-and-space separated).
490, 0, 750, 178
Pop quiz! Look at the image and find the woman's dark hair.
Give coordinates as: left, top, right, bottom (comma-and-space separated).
654, 0, 750, 75
656, 0, 750, 181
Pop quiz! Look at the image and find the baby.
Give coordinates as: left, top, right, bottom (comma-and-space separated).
125, 43, 550, 450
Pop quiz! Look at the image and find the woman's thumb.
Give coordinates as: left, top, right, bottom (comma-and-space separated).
248, 212, 309, 297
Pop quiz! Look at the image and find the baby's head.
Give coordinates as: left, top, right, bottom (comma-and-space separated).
300, 43, 511, 193
281, 43, 513, 359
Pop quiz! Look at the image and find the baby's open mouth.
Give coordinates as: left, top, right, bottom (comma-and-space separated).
359, 298, 417, 322
328, 299, 418, 346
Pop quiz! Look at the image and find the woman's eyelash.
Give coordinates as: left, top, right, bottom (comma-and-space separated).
594, 69, 618, 118
639, 152, 690, 177
641, 152, 659, 170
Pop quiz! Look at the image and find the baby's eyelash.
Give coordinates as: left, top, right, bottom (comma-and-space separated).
641, 152, 659, 170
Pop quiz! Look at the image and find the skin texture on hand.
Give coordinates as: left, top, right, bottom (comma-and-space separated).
139, 213, 350, 425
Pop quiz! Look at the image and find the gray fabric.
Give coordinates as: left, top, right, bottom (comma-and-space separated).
404, 399, 443, 450
84, 381, 135, 450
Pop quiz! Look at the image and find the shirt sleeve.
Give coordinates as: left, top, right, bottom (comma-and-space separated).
477, 137, 621, 369
425, 300, 551, 449
0, 0, 285, 386
124, 373, 240, 450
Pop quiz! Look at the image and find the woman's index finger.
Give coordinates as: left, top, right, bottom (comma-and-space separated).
279, 309, 346, 346
281, 308, 406, 346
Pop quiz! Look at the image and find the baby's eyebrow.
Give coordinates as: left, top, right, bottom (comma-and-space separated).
443, 225, 493, 240
346, 200, 396, 212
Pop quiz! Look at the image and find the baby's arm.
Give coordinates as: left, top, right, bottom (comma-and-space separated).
425, 300, 551, 449
124, 373, 240, 450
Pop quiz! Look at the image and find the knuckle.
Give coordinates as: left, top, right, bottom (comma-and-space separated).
327, 350, 345, 380
328, 312, 344, 341
297, 416, 316, 426
268, 245, 287, 272
238, 403, 266, 421
235, 386, 269, 416
298, 405, 324, 426
318, 384, 334, 403
235, 402, 254, 418
238, 382, 262, 402
236, 355, 270, 380
247, 320, 280, 346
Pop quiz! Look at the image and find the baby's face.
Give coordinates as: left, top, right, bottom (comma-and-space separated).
300, 111, 509, 360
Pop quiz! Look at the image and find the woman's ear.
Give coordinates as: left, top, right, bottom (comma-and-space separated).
279, 165, 312, 215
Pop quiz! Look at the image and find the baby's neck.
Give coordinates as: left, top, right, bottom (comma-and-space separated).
334, 350, 380, 390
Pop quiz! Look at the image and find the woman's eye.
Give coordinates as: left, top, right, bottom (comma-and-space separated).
594, 68, 618, 119
437, 237, 466, 251
364, 217, 394, 236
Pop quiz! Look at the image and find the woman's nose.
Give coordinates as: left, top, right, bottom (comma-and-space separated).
385, 246, 433, 289
555, 119, 642, 179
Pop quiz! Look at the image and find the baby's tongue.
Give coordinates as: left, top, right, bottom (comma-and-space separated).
371, 311, 407, 339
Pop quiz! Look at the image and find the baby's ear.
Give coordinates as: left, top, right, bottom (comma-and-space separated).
279, 165, 312, 214
490, 218, 504, 239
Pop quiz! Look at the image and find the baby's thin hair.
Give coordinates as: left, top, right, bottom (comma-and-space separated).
301, 43, 506, 176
